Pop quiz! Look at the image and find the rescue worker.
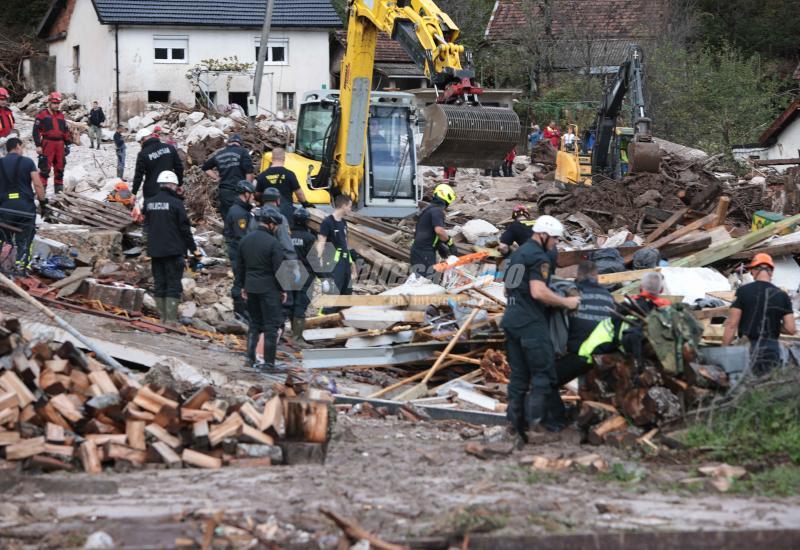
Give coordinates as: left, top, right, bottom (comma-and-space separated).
409, 183, 456, 280
254, 147, 311, 221
202, 134, 254, 220
260, 187, 301, 326
556, 261, 615, 386
0, 88, 15, 146
290, 207, 316, 346
0, 137, 46, 273
498, 205, 535, 256
502, 215, 580, 445
144, 170, 199, 324
723, 253, 796, 375
316, 194, 354, 314
132, 129, 183, 202
237, 206, 286, 370
33, 92, 71, 194
224, 180, 256, 321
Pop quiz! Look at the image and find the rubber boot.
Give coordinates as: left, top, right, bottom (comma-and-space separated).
246, 330, 259, 368
233, 296, 250, 324
291, 318, 310, 349
154, 297, 166, 322
54, 184, 64, 194
165, 298, 180, 325
261, 331, 278, 371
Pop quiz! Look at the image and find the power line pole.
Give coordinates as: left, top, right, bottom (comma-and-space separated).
251, 0, 274, 125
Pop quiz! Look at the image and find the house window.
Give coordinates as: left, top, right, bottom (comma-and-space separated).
72, 45, 80, 76
148, 91, 170, 103
228, 92, 249, 111
153, 36, 188, 63
254, 38, 289, 65
278, 92, 295, 112
195, 91, 217, 109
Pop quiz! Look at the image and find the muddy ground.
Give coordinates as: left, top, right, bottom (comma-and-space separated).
2, 294, 800, 548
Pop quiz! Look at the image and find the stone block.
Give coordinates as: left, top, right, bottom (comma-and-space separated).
80, 280, 145, 312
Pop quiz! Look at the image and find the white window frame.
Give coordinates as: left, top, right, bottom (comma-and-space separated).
277, 92, 295, 112
154, 35, 189, 64
254, 37, 289, 65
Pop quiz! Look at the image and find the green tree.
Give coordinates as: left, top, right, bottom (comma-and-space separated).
647, 43, 786, 155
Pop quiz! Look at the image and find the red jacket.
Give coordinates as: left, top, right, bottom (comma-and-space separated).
633, 290, 671, 309
543, 126, 560, 148
505, 148, 517, 163
0, 107, 14, 138
33, 108, 71, 146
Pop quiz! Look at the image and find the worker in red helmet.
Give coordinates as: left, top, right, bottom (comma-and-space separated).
723, 253, 796, 375
0, 88, 15, 145
498, 205, 536, 256
33, 91, 72, 194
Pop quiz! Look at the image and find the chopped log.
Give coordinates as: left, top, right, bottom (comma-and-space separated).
0, 391, 20, 411
588, 415, 628, 446
239, 402, 262, 427
145, 423, 181, 448
49, 394, 83, 423
19, 404, 35, 423
201, 399, 228, 423
44, 358, 70, 373
182, 386, 215, 410
85, 433, 127, 445
105, 443, 146, 466
576, 401, 618, 428
0, 405, 19, 426
69, 369, 91, 394
208, 412, 243, 447
126, 420, 146, 451
134, 385, 179, 413
6, 436, 46, 460
151, 441, 182, 468
192, 420, 210, 450
153, 405, 180, 432
45, 422, 65, 443
621, 388, 655, 426
259, 396, 284, 434
180, 408, 213, 423
44, 443, 75, 457
241, 423, 275, 445
30, 455, 74, 472
285, 399, 329, 444
38, 369, 66, 394
0, 431, 21, 446
181, 448, 221, 469
88, 371, 119, 395
123, 402, 156, 422
0, 371, 35, 407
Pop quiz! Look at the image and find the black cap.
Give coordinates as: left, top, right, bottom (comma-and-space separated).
262, 187, 281, 202
235, 180, 255, 194
228, 133, 243, 144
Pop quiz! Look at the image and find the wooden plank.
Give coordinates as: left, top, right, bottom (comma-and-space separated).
645, 207, 688, 244
633, 213, 716, 258
312, 294, 474, 308
49, 266, 92, 291
0, 371, 35, 407
181, 448, 221, 469
6, 436, 46, 460
394, 308, 480, 401
303, 313, 343, 330
708, 196, 731, 229
597, 268, 659, 285
556, 245, 644, 268
752, 158, 800, 166
729, 240, 800, 260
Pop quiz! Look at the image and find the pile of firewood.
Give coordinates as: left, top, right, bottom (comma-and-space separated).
0, 317, 330, 473
576, 352, 729, 447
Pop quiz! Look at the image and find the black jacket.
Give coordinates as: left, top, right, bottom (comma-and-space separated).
224, 198, 253, 244
201, 144, 254, 191
143, 188, 197, 258
291, 225, 316, 271
133, 137, 184, 198
88, 107, 106, 127
236, 226, 285, 294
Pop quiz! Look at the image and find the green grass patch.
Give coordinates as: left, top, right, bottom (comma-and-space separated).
596, 462, 645, 483
681, 378, 800, 465
731, 465, 800, 497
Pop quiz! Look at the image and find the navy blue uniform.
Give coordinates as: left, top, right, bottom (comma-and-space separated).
133, 137, 184, 199
291, 224, 316, 319
410, 199, 448, 279
201, 144, 254, 219
0, 153, 38, 269
144, 188, 196, 299
224, 198, 253, 313
319, 214, 351, 313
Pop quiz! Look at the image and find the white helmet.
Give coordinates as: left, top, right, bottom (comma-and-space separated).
157, 170, 179, 185
532, 215, 564, 238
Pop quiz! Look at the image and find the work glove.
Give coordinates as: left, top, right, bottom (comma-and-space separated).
37, 154, 49, 173
301, 201, 312, 209
38, 197, 48, 216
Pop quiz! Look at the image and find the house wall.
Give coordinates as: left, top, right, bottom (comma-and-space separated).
116, 26, 332, 120
48, 0, 115, 114
765, 117, 800, 173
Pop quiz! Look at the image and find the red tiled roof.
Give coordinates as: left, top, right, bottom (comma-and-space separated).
334, 30, 414, 63
759, 99, 800, 147
485, 0, 667, 42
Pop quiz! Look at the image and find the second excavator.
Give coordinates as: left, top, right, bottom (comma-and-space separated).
262, 0, 521, 216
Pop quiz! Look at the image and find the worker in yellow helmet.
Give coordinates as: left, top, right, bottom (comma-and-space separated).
410, 183, 456, 280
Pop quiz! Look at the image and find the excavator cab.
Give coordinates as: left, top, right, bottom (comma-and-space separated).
267, 90, 420, 217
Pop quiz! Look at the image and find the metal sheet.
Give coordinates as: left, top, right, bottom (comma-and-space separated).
334, 394, 507, 425
301, 341, 444, 369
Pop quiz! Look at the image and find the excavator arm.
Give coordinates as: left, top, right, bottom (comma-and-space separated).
326, 0, 520, 202
590, 45, 660, 176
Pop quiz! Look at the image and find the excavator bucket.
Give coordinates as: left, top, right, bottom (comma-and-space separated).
628, 140, 661, 174
419, 104, 521, 169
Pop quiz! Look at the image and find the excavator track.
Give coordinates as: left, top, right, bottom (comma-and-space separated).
418, 104, 521, 169
628, 140, 661, 174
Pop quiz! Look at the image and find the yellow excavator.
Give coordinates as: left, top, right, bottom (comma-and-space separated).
260, 0, 521, 217
555, 45, 661, 186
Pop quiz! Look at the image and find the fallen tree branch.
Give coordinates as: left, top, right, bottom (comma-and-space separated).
319, 506, 408, 550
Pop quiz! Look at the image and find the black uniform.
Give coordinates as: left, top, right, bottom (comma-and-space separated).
144, 188, 197, 299
319, 214, 352, 313
132, 137, 183, 199
500, 219, 535, 251
0, 153, 38, 270
255, 166, 300, 221
202, 144, 254, 219
224, 198, 253, 313
732, 281, 793, 375
502, 239, 561, 436
410, 198, 450, 279
236, 226, 285, 366
291, 223, 316, 319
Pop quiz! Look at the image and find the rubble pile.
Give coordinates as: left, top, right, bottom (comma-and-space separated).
0, 315, 331, 473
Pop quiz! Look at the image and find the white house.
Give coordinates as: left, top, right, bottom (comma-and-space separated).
733, 100, 800, 173
36, 0, 342, 122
